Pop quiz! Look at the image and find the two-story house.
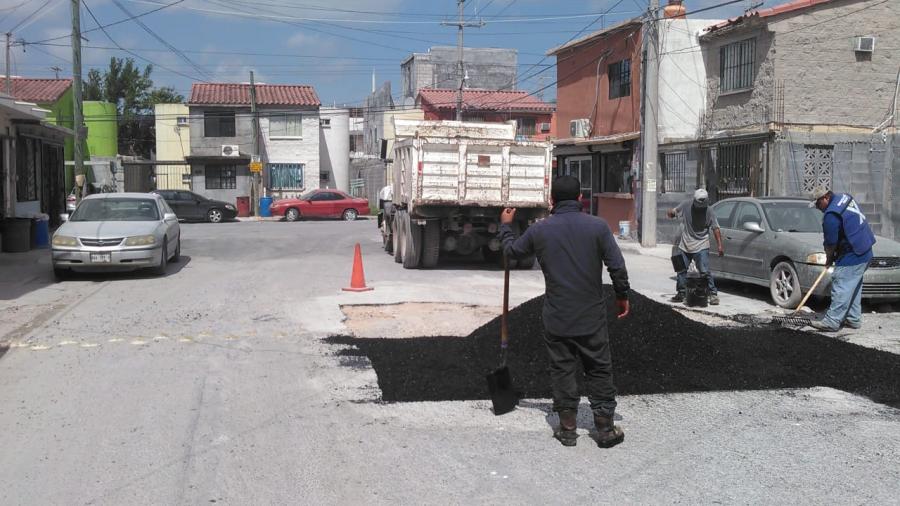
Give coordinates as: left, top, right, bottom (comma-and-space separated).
415, 88, 554, 141
698, 0, 900, 239
187, 83, 321, 203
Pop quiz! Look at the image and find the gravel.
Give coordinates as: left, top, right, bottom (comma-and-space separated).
330, 287, 900, 409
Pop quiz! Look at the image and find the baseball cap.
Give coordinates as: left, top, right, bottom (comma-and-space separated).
693, 188, 708, 201
809, 186, 830, 207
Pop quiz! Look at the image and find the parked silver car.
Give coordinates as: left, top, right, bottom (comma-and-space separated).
51, 193, 181, 279
708, 197, 900, 308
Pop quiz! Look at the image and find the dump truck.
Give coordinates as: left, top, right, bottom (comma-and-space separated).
380, 119, 552, 269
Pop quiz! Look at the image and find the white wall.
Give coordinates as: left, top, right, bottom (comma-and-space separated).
320, 107, 350, 192
260, 109, 320, 196
658, 18, 722, 143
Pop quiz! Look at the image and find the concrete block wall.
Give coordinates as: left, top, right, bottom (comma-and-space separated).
771, 0, 899, 127
656, 146, 702, 244
189, 106, 254, 158
260, 110, 321, 195
701, 26, 776, 132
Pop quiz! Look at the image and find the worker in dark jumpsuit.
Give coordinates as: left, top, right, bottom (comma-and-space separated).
499, 175, 630, 448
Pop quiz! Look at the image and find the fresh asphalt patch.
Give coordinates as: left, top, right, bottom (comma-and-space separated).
328, 287, 900, 409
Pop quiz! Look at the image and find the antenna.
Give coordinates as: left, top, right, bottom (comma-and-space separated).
51, 65, 62, 78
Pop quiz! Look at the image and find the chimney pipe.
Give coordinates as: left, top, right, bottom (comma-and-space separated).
664, 0, 686, 18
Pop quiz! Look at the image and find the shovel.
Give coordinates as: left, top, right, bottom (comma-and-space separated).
486, 254, 518, 415
774, 263, 831, 326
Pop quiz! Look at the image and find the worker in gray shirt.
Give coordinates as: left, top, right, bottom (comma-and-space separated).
666, 188, 724, 305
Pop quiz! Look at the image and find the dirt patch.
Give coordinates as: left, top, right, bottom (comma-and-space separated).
341, 302, 501, 338
329, 287, 900, 409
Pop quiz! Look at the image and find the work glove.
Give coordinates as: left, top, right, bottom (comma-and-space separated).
616, 299, 630, 319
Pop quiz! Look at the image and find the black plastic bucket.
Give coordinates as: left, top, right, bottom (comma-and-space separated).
0, 218, 32, 253
685, 273, 709, 308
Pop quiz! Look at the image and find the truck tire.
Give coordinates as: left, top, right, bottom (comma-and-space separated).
393, 212, 403, 263
421, 220, 441, 268
402, 211, 422, 269
482, 246, 501, 265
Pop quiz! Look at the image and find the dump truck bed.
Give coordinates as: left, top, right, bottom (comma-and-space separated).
392, 120, 552, 216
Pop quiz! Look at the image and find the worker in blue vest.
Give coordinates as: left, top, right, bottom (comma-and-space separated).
809, 187, 876, 331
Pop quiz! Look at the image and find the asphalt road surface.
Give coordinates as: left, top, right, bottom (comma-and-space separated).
1, 220, 898, 504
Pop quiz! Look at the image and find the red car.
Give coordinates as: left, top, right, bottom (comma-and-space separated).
270, 189, 370, 222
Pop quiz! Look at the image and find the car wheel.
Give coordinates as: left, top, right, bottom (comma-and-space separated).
285, 208, 301, 222
342, 208, 358, 221
421, 220, 440, 268
770, 261, 802, 308
153, 238, 168, 276
392, 213, 403, 263
171, 236, 181, 263
207, 208, 223, 223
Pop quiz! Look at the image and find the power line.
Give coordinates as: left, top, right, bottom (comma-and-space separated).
8, 0, 54, 32
81, 0, 208, 83
110, 0, 213, 80
17, 0, 184, 46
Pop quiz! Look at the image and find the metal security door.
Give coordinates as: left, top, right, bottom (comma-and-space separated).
565, 157, 594, 214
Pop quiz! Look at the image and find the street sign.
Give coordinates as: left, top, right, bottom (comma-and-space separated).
249, 161, 263, 173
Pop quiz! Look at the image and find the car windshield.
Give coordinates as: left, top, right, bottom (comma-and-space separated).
762, 202, 822, 233
70, 198, 160, 222
299, 190, 318, 199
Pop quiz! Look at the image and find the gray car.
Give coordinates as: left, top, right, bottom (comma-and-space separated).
708, 197, 900, 308
51, 193, 181, 279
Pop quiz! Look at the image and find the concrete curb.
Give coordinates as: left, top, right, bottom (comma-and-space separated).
615, 239, 673, 260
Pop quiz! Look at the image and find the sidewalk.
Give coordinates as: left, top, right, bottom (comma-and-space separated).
615, 237, 673, 260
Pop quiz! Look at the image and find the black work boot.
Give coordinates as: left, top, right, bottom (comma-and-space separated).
553, 409, 578, 447
593, 414, 625, 448
670, 293, 685, 303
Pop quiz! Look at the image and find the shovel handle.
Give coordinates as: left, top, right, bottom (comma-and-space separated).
793, 263, 830, 314
501, 254, 510, 349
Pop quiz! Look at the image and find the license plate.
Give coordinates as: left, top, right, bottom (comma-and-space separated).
90, 253, 112, 263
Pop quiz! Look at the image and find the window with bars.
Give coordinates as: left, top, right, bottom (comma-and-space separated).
203, 110, 236, 137
715, 143, 762, 197
608, 59, 631, 99
515, 117, 536, 136
660, 151, 687, 193
16, 137, 38, 201
719, 38, 756, 92
801, 145, 833, 193
269, 163, 305, 190
205, 165, 237, 190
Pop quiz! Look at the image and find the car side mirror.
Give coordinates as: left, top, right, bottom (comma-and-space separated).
164, 212, 178, 222
743, 221, 764, 233
60, 213, 69, 222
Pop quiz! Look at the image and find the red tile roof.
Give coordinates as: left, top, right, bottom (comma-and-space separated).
189, 83, 320, 107
417, 88, 554, 113
0, 77, 72, 103
705, 0, 835, 33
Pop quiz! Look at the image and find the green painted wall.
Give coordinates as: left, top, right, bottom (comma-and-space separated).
83, 101, 118, 157
41, 91, 118, 190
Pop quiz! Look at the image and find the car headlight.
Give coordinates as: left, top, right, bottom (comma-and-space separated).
52, 235, 78, 247
124, 235, 157, 246
225, 204, 236, 210
806, 252, 828, 265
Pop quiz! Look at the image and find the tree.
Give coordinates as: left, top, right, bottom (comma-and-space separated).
84, 57, 185, 158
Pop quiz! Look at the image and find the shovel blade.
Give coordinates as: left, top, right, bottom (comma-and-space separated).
486, 365, 518, 416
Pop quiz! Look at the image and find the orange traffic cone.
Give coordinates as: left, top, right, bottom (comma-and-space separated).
343, 243, 374, 292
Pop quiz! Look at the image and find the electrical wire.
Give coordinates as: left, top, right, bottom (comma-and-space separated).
7, 0, 54, 32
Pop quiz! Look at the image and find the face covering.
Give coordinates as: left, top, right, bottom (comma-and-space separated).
690, 201, 707, 233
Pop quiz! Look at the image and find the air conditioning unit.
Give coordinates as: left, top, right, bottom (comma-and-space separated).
176, 116, 189, 126
855, 36, 875, 52
221, 145, 240, 157
569, 119, 590, 138
539, 122, 552, 133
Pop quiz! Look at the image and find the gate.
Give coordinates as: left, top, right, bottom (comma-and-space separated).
122, 161, 191, 193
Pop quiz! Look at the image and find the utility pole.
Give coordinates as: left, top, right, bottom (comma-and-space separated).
442, 1, 483, 121
640, 0, 659, 247
71, 0, 85, 202
249, 70, 260, 217
51, 66, 62, 79
5, 33, 11, 95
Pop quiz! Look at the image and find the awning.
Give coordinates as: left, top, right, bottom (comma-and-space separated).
554, 131, 640, 147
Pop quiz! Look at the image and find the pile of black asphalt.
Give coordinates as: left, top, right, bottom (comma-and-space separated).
328, 287, 900, 409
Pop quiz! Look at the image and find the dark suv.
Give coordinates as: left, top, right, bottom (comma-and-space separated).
152, 190, 237, 223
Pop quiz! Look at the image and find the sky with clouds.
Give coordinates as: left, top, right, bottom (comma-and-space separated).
0, 0, 754, 106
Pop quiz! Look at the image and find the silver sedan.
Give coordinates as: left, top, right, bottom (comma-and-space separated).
708, 197, 900, 308
51, 193, 181, 279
